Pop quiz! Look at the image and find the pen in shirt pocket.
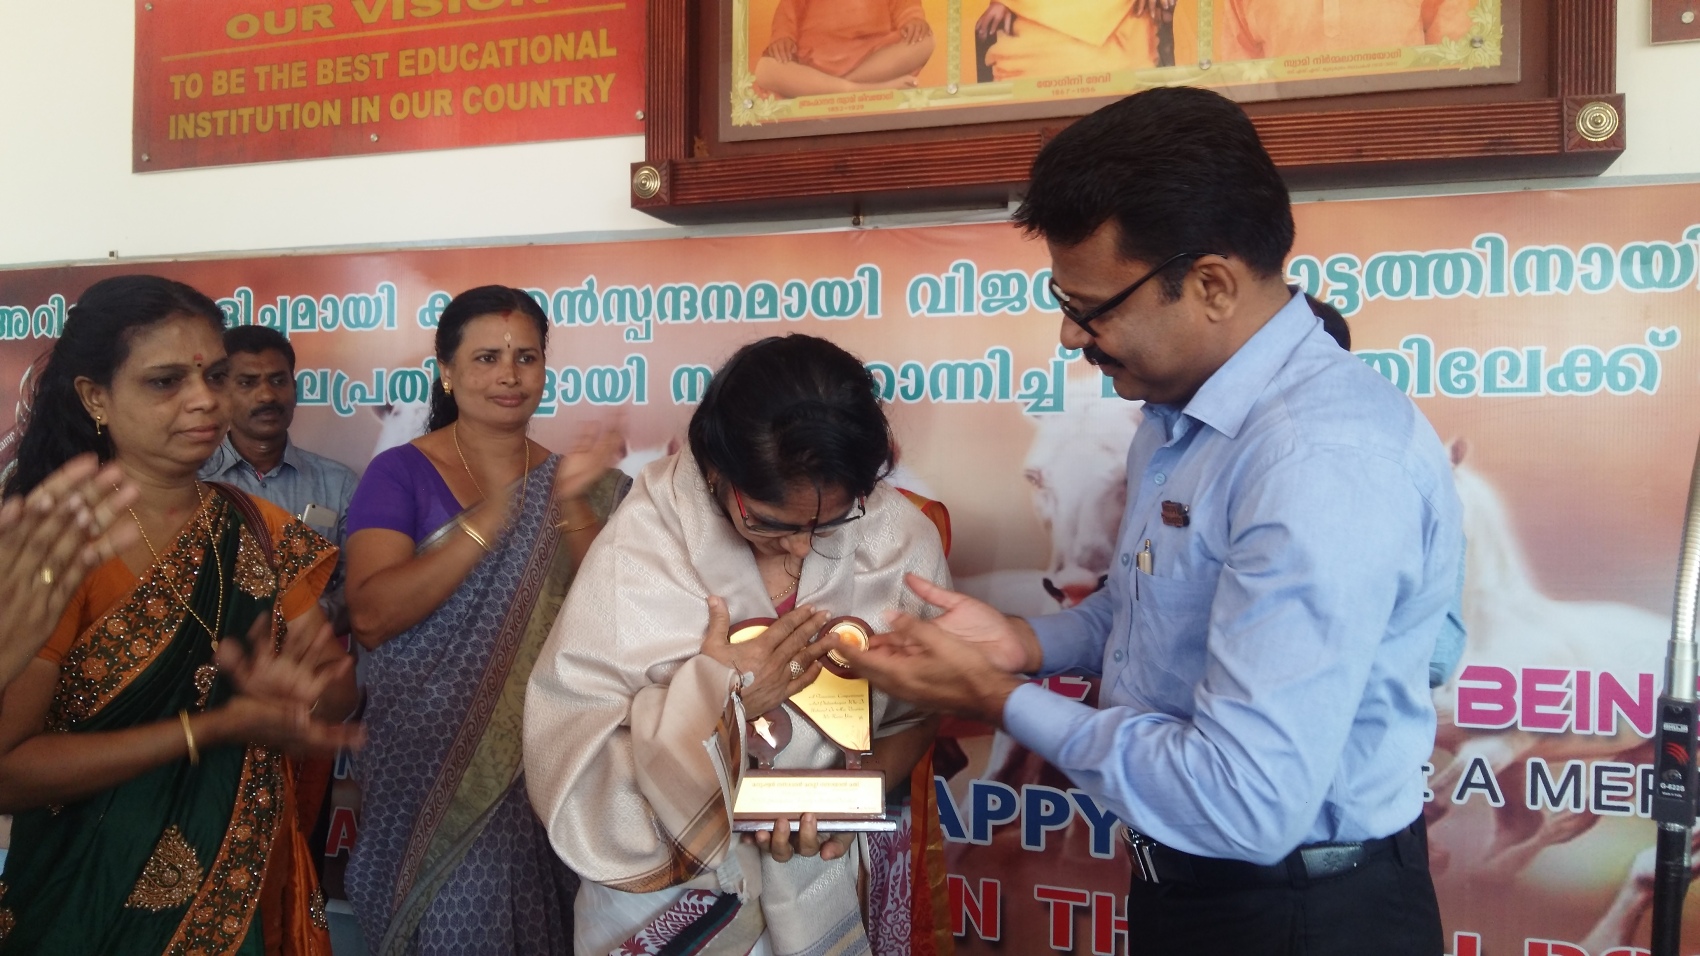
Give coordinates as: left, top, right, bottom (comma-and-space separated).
1135, 539, 1153, 598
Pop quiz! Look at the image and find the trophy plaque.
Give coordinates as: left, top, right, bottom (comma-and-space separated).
727, 617, 893, 832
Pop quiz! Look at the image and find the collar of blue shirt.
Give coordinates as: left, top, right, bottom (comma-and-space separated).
1151, 289, 1319, 442
207, 435, 301, 479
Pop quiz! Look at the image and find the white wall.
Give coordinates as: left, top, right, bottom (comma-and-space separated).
1609, 0, 1700, 177
1, 0, 1696, 269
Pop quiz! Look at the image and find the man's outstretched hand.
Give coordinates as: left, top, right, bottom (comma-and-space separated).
837, 574, 1040, 726
897, 574, 1041, 673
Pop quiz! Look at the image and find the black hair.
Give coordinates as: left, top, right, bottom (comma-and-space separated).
1305, 294, 1351, 350
5, 275, 227, 497
687, 334, 894, 504
427, 285, 550, 432
1014, 86, 1294, 297
224, 324, 296, 372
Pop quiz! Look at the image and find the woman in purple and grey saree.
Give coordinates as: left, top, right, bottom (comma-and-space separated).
524, 335, 951, 956
342, 287, 626, 956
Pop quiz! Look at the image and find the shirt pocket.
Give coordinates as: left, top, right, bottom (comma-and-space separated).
1129, 570, 1219, 697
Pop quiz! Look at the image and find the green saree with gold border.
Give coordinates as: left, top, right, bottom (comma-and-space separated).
0, 487, 334, 956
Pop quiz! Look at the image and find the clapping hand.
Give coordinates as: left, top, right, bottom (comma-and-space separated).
0, 455, 140, 685
551, 424, 624, 533
215, 616, 364, 757
553, 424, 625, 503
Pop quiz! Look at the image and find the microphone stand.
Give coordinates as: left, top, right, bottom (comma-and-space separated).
1651, 438, 1700, 956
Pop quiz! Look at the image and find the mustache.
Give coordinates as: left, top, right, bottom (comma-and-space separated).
1081, 344, 1123, 369
249, 404, 288, 418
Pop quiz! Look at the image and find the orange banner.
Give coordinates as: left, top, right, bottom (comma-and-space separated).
132, 0, 643, 170
4, 182, 1700, 955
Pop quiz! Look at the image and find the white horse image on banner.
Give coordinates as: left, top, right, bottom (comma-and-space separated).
1429, 441, 1668, 876
958, 376, 1141, 618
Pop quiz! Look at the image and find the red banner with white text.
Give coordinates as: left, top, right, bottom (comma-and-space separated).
132, 0, 643, 170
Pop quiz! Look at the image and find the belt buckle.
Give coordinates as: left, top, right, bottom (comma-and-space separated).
1299, 842, 1366, 879
1125, 828, 1161, 884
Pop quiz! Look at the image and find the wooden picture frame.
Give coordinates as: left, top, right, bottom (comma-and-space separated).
718, 1, 1523, 144
633, 1, 1622, 222
1652, 0, 1700, 44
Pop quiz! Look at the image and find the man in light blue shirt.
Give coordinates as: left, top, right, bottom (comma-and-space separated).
200, 325, 359, 628
848, 87, 1461, 955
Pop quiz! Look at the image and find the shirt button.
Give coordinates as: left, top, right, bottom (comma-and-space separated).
1113, 650, 1125, 662
1120, 553, 1131, 567
1153, 473, 1167, 485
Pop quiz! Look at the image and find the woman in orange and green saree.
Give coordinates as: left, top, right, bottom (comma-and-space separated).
0, 275, 363, 955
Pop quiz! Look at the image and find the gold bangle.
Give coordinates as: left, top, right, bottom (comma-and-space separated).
555, 518, 599, 534
462, 524, 491, 551
179, 709, 200, 766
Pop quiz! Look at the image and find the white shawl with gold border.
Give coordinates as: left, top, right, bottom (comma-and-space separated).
523, 449, 950, 956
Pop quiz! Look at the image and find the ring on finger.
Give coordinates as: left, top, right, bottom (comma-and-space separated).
788, 659, 805, 679
38, 566, 54, 587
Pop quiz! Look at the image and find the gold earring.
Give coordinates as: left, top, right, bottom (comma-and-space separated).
443, 382, 453, 395
94, 415, 104, 435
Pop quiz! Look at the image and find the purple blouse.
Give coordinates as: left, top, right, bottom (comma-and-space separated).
346, 443, 466, 545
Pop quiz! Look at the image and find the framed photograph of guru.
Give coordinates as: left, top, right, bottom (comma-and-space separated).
631, 0, 1624, 222
720, 0, 1521, 142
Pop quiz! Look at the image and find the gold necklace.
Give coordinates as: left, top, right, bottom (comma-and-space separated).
453, 422, 531, 513
518, 440, 529, 508
128, 483, 225, 707
453, 422, 486, 499
769, 558, 801, 602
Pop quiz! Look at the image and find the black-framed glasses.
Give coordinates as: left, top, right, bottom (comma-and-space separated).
1048, 252, 1219, 335
732, 486, 866, 538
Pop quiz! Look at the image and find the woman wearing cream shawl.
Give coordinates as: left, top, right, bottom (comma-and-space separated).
525, 335, 950, 956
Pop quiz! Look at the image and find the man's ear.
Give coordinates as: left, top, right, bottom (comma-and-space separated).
1191, 256, 1240, 323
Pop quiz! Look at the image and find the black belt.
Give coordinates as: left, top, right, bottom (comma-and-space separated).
1125, 818, 1423, 888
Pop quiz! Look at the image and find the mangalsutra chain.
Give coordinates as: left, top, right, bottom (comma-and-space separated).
518, 438, 530, 509
453, 422, 487, 500
453, 422, 531, 515
127, 483, 225, 707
